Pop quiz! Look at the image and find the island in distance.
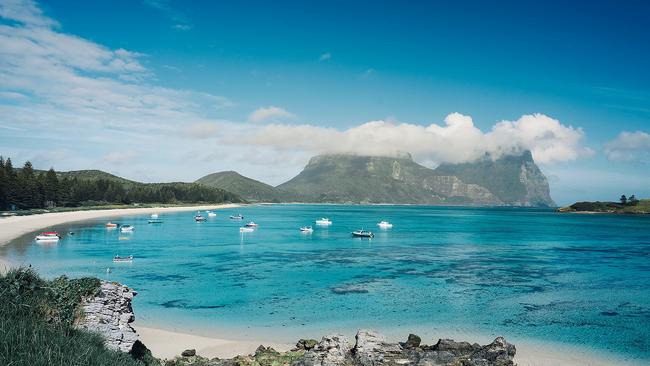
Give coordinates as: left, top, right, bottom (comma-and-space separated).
196, 150, 556, 207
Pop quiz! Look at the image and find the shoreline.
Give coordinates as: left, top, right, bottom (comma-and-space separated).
0, 203, 240, 252
0, 205, 645, 366
134, 323, 644, 366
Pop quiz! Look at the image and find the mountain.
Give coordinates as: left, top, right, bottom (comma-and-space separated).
434, 151, 556, 207
55, 170, 138, 185
195, 171, 291, 202
277, 152, 555, 206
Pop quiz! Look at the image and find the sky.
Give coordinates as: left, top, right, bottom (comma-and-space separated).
1, 0, 649, 205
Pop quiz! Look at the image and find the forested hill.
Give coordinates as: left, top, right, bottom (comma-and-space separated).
0, 156, 243, 210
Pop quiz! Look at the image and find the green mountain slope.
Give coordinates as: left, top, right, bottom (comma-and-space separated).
195, 171, 290, 202
56, 170, 138, 185
276, 154, 503, 205
434, 151, 556, 207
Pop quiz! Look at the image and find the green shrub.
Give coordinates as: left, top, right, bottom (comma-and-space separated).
0, 267, 159, 366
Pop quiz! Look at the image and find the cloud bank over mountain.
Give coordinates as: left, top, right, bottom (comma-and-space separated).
242, 113, 592, 166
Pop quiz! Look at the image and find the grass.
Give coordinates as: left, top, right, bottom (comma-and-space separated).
0, 267, 159, 366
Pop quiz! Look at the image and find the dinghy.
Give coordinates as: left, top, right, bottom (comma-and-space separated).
35, 231, 60, 242
352, 229, 374, 238
113, 255, 133, 262
315, 218, 332, 226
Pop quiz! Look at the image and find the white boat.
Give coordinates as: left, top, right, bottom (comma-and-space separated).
208, 212, 217, 217
148, 218, 163, 224
150, 213, 159, 219
377, 221, 393, 229
315, 218, 332, 226
120, 225, 134, 232
245, 221, 259, 227
35, 231, 60, 242
194, 213, 206, 222
300, 226, 313, 233
240, 227, 255, 233
113, 255, 133, 263
352, 229, 374, 238
230, 214, 244, 220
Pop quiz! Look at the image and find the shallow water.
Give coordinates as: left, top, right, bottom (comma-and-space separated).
3, 205, 650, 362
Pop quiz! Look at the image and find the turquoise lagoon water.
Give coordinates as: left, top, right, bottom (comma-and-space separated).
3, 205, 650, 362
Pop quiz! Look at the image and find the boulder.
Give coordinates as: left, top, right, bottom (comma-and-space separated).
296, 339, 319, 351
293, 334, 351, 366
181, 349, 197, 357
470, 337, 516, 363
353, 330, 402, 366
404, 334, 421, 348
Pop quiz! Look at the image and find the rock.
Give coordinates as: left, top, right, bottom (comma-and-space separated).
293, 334, 351, 366
404, 334, 421, 348
470, 337, 516, 364
353, 330, 402, 366
181, 349, 196, 357
296, 339, 319, 350
432, 339, 480, 355
75, 281, 139, 353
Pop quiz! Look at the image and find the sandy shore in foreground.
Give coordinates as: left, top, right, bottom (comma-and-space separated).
136, 325, 640, 366
0, 205, 643, 366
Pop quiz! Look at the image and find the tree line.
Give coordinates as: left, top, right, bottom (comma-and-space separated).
0, 156, 242, 210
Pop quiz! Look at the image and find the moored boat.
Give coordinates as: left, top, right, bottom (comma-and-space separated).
35, 231, 60, 241
352, 229, 374, 238
150, 213, 159, 219
240, 227, 255, 233
377, 220, 393, 229
105, 222, 118, 228
148, 218, 163, 224
208, 211, 217, 217
300, 226, 313, 233
315, 218, 332, 226
230, 214, 244, 220
245, 221, 259, 227
120, 225, 134, 232
194, 212, 206, 222
113, 255, 133, 262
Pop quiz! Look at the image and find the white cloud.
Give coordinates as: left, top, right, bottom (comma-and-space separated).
242, 113, 591, 165
0, 0, 58, 28
319, 52, 331, 61
248, 106, 296, 123
604, 131, 650, 163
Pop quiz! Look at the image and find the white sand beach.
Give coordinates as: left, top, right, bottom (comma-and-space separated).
0, 205, 642, 366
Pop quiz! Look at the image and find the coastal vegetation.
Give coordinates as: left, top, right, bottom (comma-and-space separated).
0, 156, 243, 211
558, 197, 649, 214
0, 267, 158, 366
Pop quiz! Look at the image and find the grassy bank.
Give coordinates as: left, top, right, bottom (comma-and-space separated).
0, 268, 158, 366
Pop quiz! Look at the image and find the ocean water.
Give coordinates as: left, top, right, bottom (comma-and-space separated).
3, 205, 650, 362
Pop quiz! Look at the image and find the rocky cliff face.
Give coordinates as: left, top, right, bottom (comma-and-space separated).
76, 281, 139, 353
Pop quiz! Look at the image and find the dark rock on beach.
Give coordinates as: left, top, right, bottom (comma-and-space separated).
163, 331, 516, 366
181, 349, 196, 357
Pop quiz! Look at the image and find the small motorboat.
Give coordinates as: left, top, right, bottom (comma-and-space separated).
352, 229, 374, 238
240, 227, 255, 233
120, 225, 134, 232
150, 213, 159, 219
315, 218, 332, 226
208, 211, 217, 217
230, 214, 244, 220
300, 226, 313, 233
245, 221, 259, 227
377, 221, 393, 229
148, 218, 163, 224
113, 255, 133, 263
194, 213, 206, 222
35, 231, 60, 241
105, 222, 118, 228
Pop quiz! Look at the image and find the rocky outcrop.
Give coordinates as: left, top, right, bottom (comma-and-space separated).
296, 334, 353, 366
291, 330, 515, 366
165, 330, 515, 366
75, 281, 139, 352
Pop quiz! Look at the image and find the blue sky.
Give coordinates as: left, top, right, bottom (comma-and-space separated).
1, 0, 649, 204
